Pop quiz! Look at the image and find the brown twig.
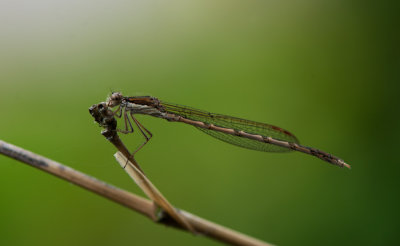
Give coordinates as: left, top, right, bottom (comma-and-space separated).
0, 139, 274, 246
114, 151, 196, 233
89, 102, 195, 232
0, 139, 156, 219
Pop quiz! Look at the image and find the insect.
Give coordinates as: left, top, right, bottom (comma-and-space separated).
106, 92, 350, 168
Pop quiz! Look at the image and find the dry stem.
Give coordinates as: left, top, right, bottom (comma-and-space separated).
0, 140, 274, 246
89, 102, 195, 232
114, 151, 195, 233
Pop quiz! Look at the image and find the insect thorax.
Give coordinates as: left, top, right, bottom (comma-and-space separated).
124, 102, 166, 118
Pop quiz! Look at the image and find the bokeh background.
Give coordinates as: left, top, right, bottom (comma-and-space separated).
0, 1, 399, 245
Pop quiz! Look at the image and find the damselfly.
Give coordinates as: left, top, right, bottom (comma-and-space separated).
106, 92, 350, 169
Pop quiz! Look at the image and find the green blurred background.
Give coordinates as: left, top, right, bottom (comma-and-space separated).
0, 1, 399, 245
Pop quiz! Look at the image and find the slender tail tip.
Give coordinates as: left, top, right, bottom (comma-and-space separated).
340, 161, 351, 169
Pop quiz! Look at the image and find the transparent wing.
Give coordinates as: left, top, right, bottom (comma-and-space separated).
161, 102, 299, 152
